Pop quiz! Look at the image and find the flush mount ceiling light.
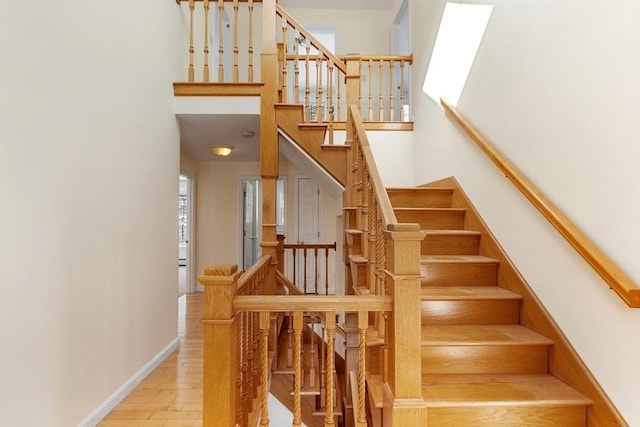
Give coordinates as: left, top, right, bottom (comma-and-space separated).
240, 130, 255, 138
211, 145, 233, 157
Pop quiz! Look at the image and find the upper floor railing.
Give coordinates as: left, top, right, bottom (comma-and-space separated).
442, 98, 640, 308
176, 0, 413, 125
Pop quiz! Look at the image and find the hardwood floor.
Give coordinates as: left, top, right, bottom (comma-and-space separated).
98, 293, 204, 426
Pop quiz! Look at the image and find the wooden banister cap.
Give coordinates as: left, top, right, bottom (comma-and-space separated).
203, 264, 238, 276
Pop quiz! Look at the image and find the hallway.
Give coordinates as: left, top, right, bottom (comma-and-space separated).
98, 294, 204, 426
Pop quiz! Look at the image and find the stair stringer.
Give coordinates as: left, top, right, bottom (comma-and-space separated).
275, 103, 348, 187
423, 176, 628, 427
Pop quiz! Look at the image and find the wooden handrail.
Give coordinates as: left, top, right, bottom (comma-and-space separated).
237, 254, 271, 290
275, 269, 304, 295
234, 294, 392, 312
442, 98, 640, 308
275, 4, 347, 74
350, 105, 399, 229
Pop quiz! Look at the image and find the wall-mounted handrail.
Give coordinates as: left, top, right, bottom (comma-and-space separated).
441, 98, 640, 308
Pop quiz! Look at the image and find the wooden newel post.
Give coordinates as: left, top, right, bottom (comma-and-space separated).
199, 264, 242, 427
383, 225, 428, 425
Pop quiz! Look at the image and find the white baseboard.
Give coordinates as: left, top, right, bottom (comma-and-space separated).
77, 337, 180, 427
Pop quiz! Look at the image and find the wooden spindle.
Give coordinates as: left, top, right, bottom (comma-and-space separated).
293, 312, 303, 426
357, 311, 367, 426
248, 0, 254, 82
378, 59, 384, 121
315, 56, 322, 122
400, 60, 406, 121
188, 0, 195, 82
327, 61, 334, 145
336, 71, 342, 121
325, 248, 330, 295
259, 312, 270, 426
325, 311, 336, 425
294, 31, 300, 104
236, 311, 244, 425
241, 312, 250, 425
383, 311, 389, 383
287, 314, 293, 368
303, 248, 308, 294
232, 0, 239, 82
203, 0, 210, 82
314, 248, 319, 294
320, 322, 326, 407
281, 20, 288, 102
309, 317, 316, 388
304, 42, 311, 122
389, 59, 395, 121
367, 59, 373, 121
217, 0, 224, 82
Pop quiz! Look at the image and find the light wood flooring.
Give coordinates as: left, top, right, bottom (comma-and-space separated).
98, 293, 204, 426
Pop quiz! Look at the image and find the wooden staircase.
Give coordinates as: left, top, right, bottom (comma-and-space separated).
275, 103, 349, 186
385, 185, 592, 426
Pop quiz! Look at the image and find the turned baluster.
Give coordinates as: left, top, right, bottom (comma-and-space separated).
259, 312, 270, 426
241, 0, 251, 82
400, 60, 406, 121
294, 31, 301, 104
203, 0, 210, 82
304, 42, 311, 122
217, 0, 225, 82
325, 311, 336, 425
327, 60, 335, 145
188, 0, 195, 82
325, 248, 330, 295
232, 0, 239, 82
368, 59, 373, 121
389, 59, 395, 120
281, 19, 288, 102
292, 312, 303, 426
378, 59, 384, 121
314, 248, 319, 295
316, 55, 322, 122
357, 311, 368, 427
309, 317, 317, 388
287, 314, 293, 368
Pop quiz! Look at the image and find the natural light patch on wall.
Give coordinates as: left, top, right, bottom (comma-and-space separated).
422, 2, 493, 106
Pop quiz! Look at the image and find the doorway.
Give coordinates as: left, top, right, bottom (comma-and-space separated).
179, 174, 195, 295
242, 179, 263, 271
296, 177, 321, 290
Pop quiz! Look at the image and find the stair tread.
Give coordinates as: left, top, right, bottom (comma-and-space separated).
421, 255, 498, 264
387, 186, 455, 191
422, 374, 592, 407
423, 229, 481, 236
394, 207, 465, 212
422, 325, 554, 346
421, 286, 522, 301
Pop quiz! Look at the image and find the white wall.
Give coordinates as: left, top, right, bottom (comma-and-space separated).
0, 1, 181, 426
284, 7, 392, 55
195, 161, 260, 277
410, 0, 640, 424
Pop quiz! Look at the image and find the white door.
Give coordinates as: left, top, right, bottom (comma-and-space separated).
243, 179, 262, 271
297, 177, 321, 293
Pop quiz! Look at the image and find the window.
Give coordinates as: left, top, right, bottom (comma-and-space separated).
422, 2, 493, 106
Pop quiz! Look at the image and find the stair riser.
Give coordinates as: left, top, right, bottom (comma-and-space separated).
345, 231, 362, 257
422, 300, 520, 325
387, 189, 453, 208
422, 234, 480, 255
422, 345, 549, 374
421, 263, 498, 286
426, 405, 587, 427
394, 209, 465, 230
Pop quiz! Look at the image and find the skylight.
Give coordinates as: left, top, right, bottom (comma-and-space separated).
422, 3, 493, 107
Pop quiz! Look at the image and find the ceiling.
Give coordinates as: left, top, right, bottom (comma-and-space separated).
178, 114, 261, 162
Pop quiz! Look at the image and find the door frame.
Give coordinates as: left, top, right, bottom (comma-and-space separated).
180, 173, 196, 294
